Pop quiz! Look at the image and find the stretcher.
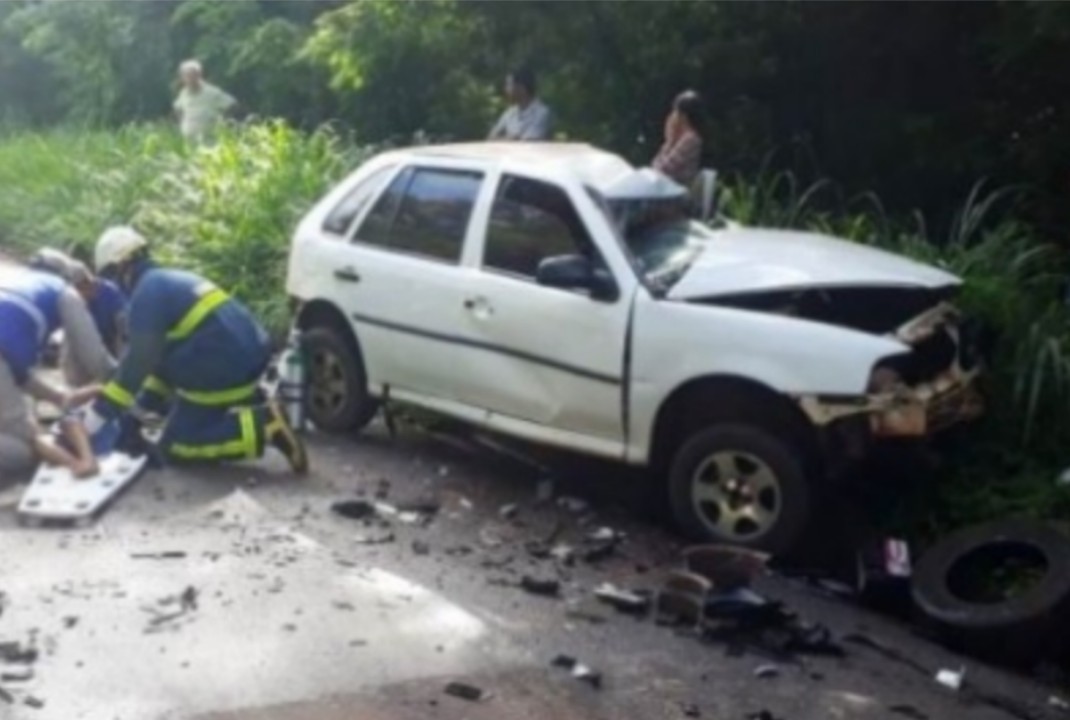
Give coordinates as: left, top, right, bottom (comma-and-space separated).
17, 452, 148, 526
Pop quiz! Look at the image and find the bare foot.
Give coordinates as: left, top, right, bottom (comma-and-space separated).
72, 459, 99, 479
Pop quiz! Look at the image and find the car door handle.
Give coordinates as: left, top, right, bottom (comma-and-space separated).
334, 266, 361, 283
464, 296, 493, 315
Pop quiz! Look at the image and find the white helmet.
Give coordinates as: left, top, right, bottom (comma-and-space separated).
94, 226, 147, 273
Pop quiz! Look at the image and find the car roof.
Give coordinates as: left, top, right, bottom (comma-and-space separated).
384, 142, 637, 192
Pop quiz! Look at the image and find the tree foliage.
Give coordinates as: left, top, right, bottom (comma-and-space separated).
2, 1, 1070, 231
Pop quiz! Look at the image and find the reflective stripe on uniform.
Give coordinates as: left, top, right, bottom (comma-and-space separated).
143, 375, 172, 397
176, 381, 258, 406
170, 408, 258, 460
102, 380, 135, 408
166, 287, 229, 341
0, 290, 48, 346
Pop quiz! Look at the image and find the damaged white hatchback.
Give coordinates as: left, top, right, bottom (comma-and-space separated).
286, 143, 984, 553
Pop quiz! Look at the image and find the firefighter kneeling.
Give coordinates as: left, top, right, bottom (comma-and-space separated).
82, 226, 308, 474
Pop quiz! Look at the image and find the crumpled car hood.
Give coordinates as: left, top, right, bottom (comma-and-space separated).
666, 227, 961, 300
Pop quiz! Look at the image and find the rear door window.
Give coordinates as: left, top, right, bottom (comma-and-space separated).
354, 166, 483, 263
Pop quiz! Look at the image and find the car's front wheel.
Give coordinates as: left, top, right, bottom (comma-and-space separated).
668, 424, 812, 554
303, 326, 378, 433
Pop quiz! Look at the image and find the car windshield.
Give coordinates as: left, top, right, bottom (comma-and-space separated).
594, 192, 721, 293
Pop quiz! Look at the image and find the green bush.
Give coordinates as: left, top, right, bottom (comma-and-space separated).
0, 121, 377, 337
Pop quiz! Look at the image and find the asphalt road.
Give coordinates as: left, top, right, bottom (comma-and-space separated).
0, 418, 1064, 720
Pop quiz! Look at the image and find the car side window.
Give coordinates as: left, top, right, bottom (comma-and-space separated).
483, 175, 596, 278
355, 167, 412, 249
355, 167, 482, 263
391, 169, 482, 261
321, 165, 395, 237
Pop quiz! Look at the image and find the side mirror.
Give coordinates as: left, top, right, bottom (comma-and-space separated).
536, 254, 618, 302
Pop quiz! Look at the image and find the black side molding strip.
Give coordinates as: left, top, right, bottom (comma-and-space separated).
351, 312, 622, 386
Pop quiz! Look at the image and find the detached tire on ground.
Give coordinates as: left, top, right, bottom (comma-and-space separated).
302, 326, 378, 433
668, 424, 812, 555
912, 519, 1070, 666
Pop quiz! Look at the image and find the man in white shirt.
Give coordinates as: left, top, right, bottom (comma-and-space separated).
173, 60, 238, 144
488, 67, 553, 142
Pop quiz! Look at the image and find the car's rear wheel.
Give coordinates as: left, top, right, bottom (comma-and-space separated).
668, 424, 812, 555
303, 326, 378, 433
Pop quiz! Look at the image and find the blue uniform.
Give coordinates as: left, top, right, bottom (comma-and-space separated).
87, 279, 126, 352
0, 271, 65, 384
95, 263, 274, 463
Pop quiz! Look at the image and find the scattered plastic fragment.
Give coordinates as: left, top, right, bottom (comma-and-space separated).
594, 583, 650, 615
557, 496, 588, 514
754, 664, 780, 679
934, 667, 965, 691
520, 576, 560, 597
444, 681, 485, 701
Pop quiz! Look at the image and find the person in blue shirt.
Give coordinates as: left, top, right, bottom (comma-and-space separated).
0, 268, 108, 478
79, 226, 308, 474
29, 247, 127, 386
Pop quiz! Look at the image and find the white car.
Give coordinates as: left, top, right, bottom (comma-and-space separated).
286, 143, 984, 553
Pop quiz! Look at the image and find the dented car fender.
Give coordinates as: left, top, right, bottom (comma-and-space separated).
626, 293, 909, 463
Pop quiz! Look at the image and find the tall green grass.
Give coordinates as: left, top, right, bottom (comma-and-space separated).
0, 121, 376, 335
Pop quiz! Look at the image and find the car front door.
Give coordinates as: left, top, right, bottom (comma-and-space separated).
459, 173, 633, 455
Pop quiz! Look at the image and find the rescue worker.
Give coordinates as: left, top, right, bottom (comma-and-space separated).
29, 247, 127, 386
80, 226, 308, 473
0, 268, 106, 477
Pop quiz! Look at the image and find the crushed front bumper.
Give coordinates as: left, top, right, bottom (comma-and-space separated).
799, 302, 987, 439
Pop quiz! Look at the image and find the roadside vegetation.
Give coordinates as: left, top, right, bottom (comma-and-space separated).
1, 121, 1067, 539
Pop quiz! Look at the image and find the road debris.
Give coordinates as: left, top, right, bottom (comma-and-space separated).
23, 695, 44, 709
684, 545, 768, 590
499, 503, 518, 520
593, 583, 650, 615
1, 661, 33, 682
535, 478, 554, 503
520, 575, 560, 597
745, 711, 783, 720
550, 654, 602, 689
0, 640, 38, 665
753, 664, 779, 680
557, 496, 588, 514
1050, 696, 1070, 712
655, 571, 711, 626
889, 705, 930, 720
354, 532, 395, 545
331, 500, 376, 521
934, 667, 965, 692
143, 585, 199, 631
130, 551, 187, 560
680, 702, 701, 717
443, 681, 486, 701
411, 540, 431, 556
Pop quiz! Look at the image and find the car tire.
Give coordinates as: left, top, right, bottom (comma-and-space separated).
911, 519, 1070, 666
668, 423, 812, 555
303, 326, 378, 433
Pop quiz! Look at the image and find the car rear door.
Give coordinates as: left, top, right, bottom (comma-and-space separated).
457, 172, 633, 455
336, 161, 492, 404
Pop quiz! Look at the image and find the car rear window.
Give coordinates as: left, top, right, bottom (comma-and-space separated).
355, 167, 482, 263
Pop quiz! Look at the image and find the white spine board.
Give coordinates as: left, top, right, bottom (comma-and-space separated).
18, 453, 148, 522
